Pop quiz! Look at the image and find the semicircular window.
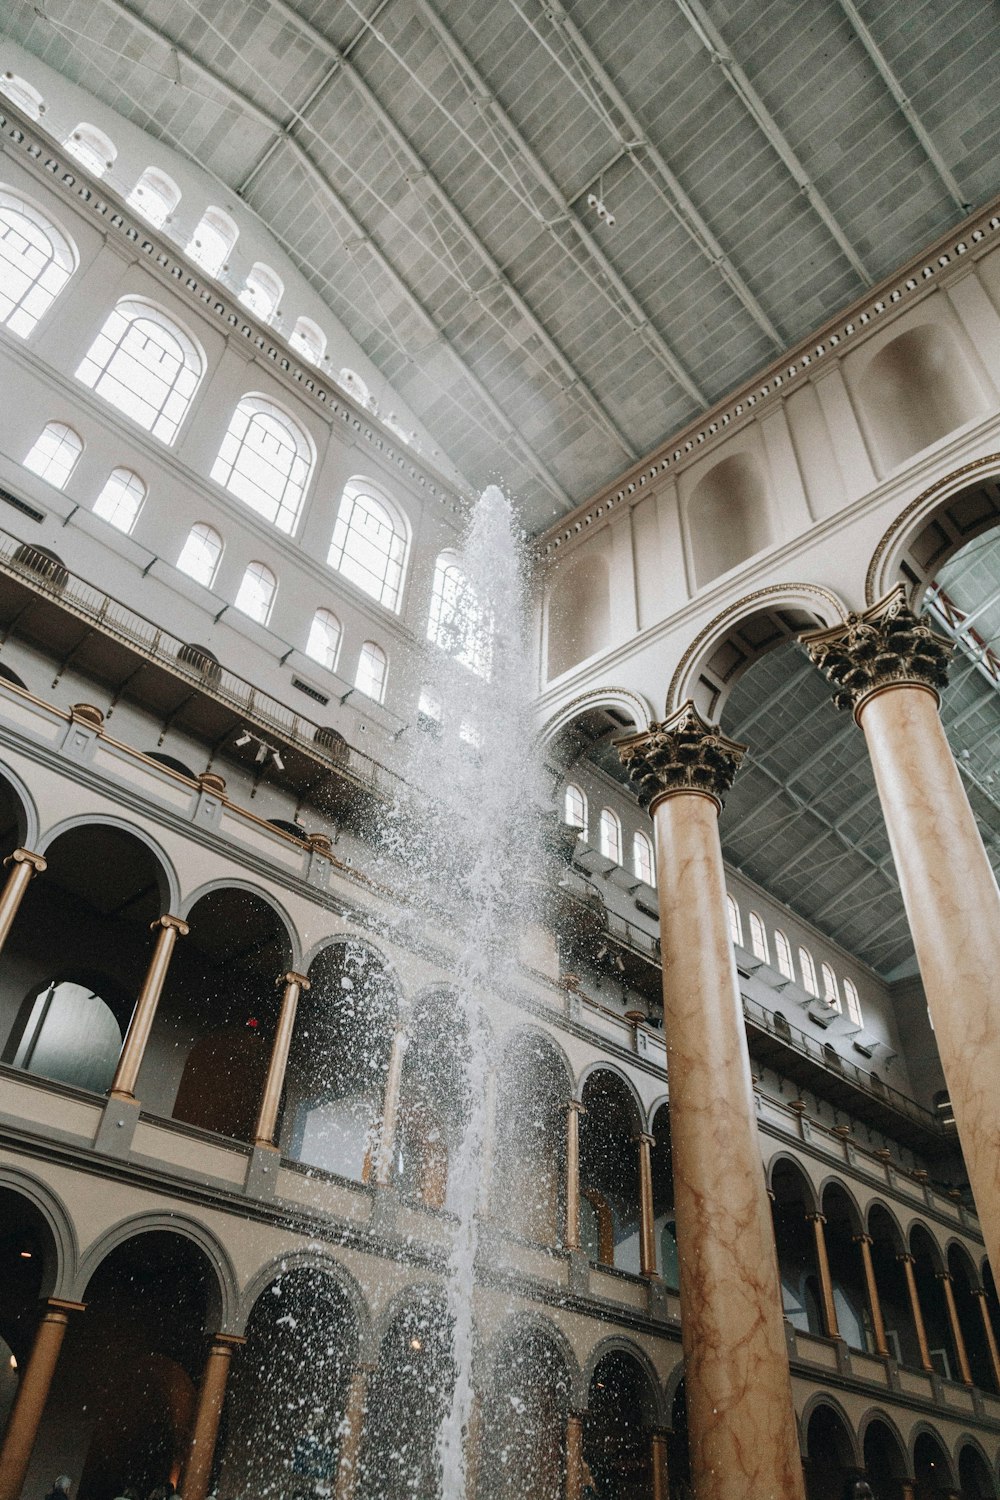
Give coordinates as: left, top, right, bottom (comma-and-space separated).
5, 977, 125, 1092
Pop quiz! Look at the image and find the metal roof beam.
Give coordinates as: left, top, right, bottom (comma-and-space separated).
411, 0, 707, 407
542, 1, 784, 348
258, 0, 639, 461
835, 0, 968, 212
673, 0, 872, 285
91, 0, 574, 508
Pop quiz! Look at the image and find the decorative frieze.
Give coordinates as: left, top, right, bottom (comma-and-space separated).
801, 587, 952, 717
616, 701, 746, 810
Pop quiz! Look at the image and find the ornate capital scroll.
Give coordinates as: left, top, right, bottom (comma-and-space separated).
615, 701, 747, 812
801, 586, 952, 719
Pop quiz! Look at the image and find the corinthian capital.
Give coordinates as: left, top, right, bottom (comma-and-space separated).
616, 702, 747, 811
801, 586, 951, 717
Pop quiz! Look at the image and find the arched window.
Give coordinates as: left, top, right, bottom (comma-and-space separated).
76, 297, 203, 443
355, 640, 387, 702
749, 912, 769, 963
774, 929, 794, 981
563, 783, 588, 839
23, 422, 82, 489
0, 191, 76, 338
185, 206, 238, 277
210, 395, 313, 534
64, 122, 116, 178
821, 963, 841, 1011
338, 367, 372, 407
0, 75, 45, 120
328, 480, 407, 611
306, 607, 341, 671
239, 262, 283, 322
726, 894, 743, 947
798, 947, 818, 997
843, 978, 863, 1027
417, 686, 441, 725
290, 315, 326, 365
177, 523, 222, 587
126, 167, 181, 228
92, 467, 145, 533
234, 561, 276, 624
427, 552, 490, 674
598, 808, 622, 864
633, 829, 655, 886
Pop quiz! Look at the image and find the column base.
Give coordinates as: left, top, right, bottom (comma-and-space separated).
244, 1142, 280, 1199
646, 1277, 669, 1322
370, 1185, 400, 1239
92, 1094, 141, 1158
567, 1248, 590, 1296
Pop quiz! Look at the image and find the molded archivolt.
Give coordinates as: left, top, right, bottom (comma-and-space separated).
859, 322, 988, 475
545, 548, 611, 680
686, 453, 772, 590
866, 460, 1000, 606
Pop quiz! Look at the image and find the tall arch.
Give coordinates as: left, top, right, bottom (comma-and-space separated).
685, 451, 773, 589
858, 322, 988, 475
545, 547, 612, 679
482, 1316, 574, 1499
865, 456, 1000, 605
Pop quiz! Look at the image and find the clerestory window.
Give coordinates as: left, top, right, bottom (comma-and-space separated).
185, 206, 238, 278
210, 395, 313, 534
564, 783, 588, 840
599, 808, 622, 864
64, 122, 116, 178
726, 894, 743, 947
328, 480, 407, 611
239, 262, 283, 322
749, 912, 769, 964
843, 978, 863, 1027
76, 297, 203, 444
0, 74, 45, 120
23, 422, 82, 489
633, 829, 655, 886
290, 316, 326, 366
306, 608, 342, 672
0, 191, 76, 338
774, 929, 794, 981
127, 167, 181, 228
177, 523, 222, 588
798, 947, 818, 998
93, 467, 145, 534
234, 561, 277, 625
355, 640, 387, 703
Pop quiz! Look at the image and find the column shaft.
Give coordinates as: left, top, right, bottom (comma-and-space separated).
0, 848, 45, 958
565, 1412, 584, 1500
109, 913, 189, 1100
254, 972, 309, 1148
854, 1235, 888, 1357
650, 790, 804, 1499
0, 1299, 81, 1500
651, 1430, 669, 1500
181, 1335, 242, 1500
564, 1100, 583, 1251
334, 1361, 372, 1500
638, 1132, 658, 1278
974, 1289, 1000, 1390
939, 1273, 973, 1385
899, 1255, 933, 1372
856, 682, 1000, 1274
374, 1024, 407, 1186
808, 1213, 840, 1338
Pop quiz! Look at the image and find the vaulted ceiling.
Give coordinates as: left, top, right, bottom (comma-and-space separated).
3, 0, 1000, 531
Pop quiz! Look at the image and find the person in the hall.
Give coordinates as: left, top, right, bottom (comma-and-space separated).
43, 1478, 71, 1500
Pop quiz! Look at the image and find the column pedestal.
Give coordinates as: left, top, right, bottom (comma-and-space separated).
181, 1334, 243, 1500
109, 913, 189, 1101
0, 1298, 83, 1500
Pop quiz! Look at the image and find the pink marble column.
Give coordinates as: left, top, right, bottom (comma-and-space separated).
804, 589, 1000, 1278
618, 705, 804, 1500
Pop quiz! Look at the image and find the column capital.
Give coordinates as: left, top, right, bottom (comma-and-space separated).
852, 1233, 874, 1246
896, 1251, 916, 1265
806, 1211, 827, 1225
616, 701, 747, 812
43, 1298, 86, 1315
801, 585, 952, 720
208, 1332, 246, 1351
3, 848, 46, 875
935, 1270, 954, 1283
636, 1131, 657, 1148
277, 971, 310, 991
152, 913, 189, 937
566, 1098, 587, 1115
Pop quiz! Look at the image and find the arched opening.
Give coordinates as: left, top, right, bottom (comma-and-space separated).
491, 1031, 570, 1247
126, 167, 180, 228
949, 1243, 996, 1392
357, 1294, 455, 1500
482, 1325, 570, 1499
545, 549, 611, 679
583, 1349, 656, 1498
821, 1183, 869, 1352
858, 324, 987, 474
395, 989, 473, 1213
909, 1225, 956, 1381
0, 189, 77, 339
580, 1071, 642, 1274
868, 1205, 921, 1370
218, 1267, 358, 1496
651, 1103, 677, 1288
144, 888, 292, 1140
0, 823, 167, 1095
862, 1416, 910, 1500
667, 1377, 691, 1494
37, 1231, 220, 1500
770, 1158, 823, 1336
912, 1429, 955, 1500
804, 1402, 857, 1500
687, 452, 772, 589
0, 1185, 60, 1443
958, 1443, 998, 1499
283, 941, 398, 1183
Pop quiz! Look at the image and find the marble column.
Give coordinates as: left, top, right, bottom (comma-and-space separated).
853, 1234, 888, 1357
973, 1286, 1000, 1390
807, 1212, 840, 1339
938, 1272, 973, 1385
374, 1020, 408, 1187
565, 1411, 584, 1500
0, 1298, 83, 1500
181, 1334, 243, 1500
0, 848, 45, 959
651, 1428, 669, 1500
898, 1254, 933, 1371
618, 705, 805, 1500
254, 971, 310, 1148
637, 1131, 659, 1278
334, 1361, 373, 1500
900, 1484, 917, 1500
109, 913, 189, 1101
804, 589, 1000, 1276
564, 1099, 584, 1251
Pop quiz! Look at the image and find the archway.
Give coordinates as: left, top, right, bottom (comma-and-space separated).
821, 1182, 869, 1352
667, 1376, 691, 1495
491, 1031, 570, 1246
395, 988, 474, 1212
949, 1243, 996, 1392
546, 548, 611, 679
686, 452, 772, 589
858, 323, 987, 474
909, 1225, 955, 1381
861, 1415, 910, 1500
868, 1206, 921, 1370
580, 1071, 642, 1274
770, 1159, 822, 1336
583, 1348, 657, 1498
804, 1402, 857, 1500
481, 1324, 570, 1499
912, 1429, 955, 1500
0, 1185, 61, 1444
958, 1442, 997, 1498
357, 1294, 455, 1500
651, 1103, 677, 1288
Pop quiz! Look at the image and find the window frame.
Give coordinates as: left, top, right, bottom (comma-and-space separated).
127, 166, 181, 229
0, 190, 77, 339
564, 783, 588, 840
798, 947, 818, 997
774, 929, 794, 981
327, 478, 409, 613
290, 316, 326, 366
75, 296, 204, 445
843, 978, 863, 1027
64, 122, 117, 178
427, 550, 490, 675
748, 912, 769, 964
23, 421, 83, 490
238, 262, 283, 323
0, 75, 45, 120
598, 807, 622, 864
92, 467, 146, 534
633, 828, 655, 886
305, 607, 342, 673
185, 206, 238, 278
234, 560, 277, 625
355, 640, 387, 703
726, 894, 743, 948
820, 963, 841, 1012
210, 393, 314, 535
176, 522, 223, 589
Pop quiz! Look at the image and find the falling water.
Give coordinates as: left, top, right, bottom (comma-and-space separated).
380, 484, 546, 1497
